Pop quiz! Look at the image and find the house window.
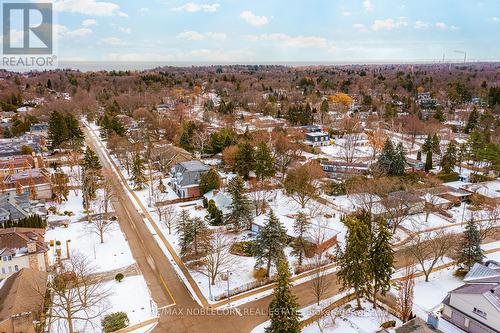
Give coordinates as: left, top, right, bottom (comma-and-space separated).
1, 268, 5, 274
2, 256, 11, 261
473, 307, 487, 319
8, 266, 12, 273
14, 265, 19, 272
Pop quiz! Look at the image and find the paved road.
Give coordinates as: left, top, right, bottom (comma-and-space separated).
83, 125, 500, 333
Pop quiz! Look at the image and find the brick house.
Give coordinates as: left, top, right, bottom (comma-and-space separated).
170, 160, 209, 199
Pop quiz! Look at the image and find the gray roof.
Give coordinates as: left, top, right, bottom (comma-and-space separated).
464, 263, 500, 283
178, 160, 209, 172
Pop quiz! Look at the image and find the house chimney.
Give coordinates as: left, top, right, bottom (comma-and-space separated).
27, 240, 37, 254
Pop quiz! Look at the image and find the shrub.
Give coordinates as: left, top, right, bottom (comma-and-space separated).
380, 320, 396, 329
115, 273, 124, 282
437, 171, 459, 183
55, 240, 61, 246
470, 173, 494, 183
253, 267, 268, 280
453, 269, 468, 278
230, 241, 255, 257
102, 312, 129, 333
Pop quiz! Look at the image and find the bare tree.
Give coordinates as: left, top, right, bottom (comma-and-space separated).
406, 230, 457, 282
48, 254, 111, 333
248, 179, 273, 216
284, 161, 325, 208
88, 200, 115, 244
310, 220, 332, 306
397, 262, 415, 322
197, 234, 236, 285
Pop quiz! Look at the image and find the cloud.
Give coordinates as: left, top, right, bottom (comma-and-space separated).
353, 23, 369, 32
102, 37, 126, 46
54, 0, 127, 17
240, 11, 269, 27
435, 22, 447, 29
118, 26, 131, 33
172, 2, 220, 12
342, 11, 351, 16
414, 20, 430, 29
54, 24, 93, 38
66, 28, 93, 37
435, 22, 459, 30
243, 33, 328, 48
493, 17, 500, 22
177, 31, 226, 41
363, 0, 374, 11
82, 19, 97, 27
371, 17, 408, 31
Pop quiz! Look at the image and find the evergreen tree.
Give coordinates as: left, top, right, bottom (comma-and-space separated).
254, 142, 275, 181
376, 139, 396, 175
424, 151, 433, 172
464, 108, 479, 134
337, 215, 371, 309
254, 210, 287, 277
199, 168, 221, 194
188, 217, 210, 257
131, 153, 146, 190
48, 111, 67, 150
291, 212, 309, 267
441, 140, 458, 174
81, 148, 102, 210
456, 219, 484, 270
82, 147, 102, 171
431, 134, 441, 154
234, 141, 255, 179
48, 111, 84, 151
225, 176, 253, 230
391, 142, 407, 176
320, 99, 329, 123
266, 259, 301, 333
369, 221, 394, 309
433, 107, 446, 122
176, 210, 192, 256
421, 135, 433, 154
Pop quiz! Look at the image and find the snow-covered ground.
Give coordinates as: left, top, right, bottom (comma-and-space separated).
252, 298, 400, 333
46, 219, 135, 273
104, 276, 157, 326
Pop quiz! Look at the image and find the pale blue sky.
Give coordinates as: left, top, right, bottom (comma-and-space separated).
50, 0, 500, 63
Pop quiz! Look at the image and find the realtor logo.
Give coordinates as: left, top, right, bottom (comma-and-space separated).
2, 2, 53, 55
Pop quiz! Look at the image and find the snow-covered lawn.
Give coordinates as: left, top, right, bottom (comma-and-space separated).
105, 275, 157, 326
46, 220, 135, 273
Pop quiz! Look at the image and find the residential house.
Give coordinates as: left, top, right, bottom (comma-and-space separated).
170, 160, 209, 199
0, 228, 48, 279
0, 192, 47, 226
441, 262, 500, 333
305, 131, 330, 147
0, 135, 44, 157
0, 268, 48, 333
29, 123, 49, 137
0, 155, 43, 176
460, 180, 500, 205
2, 168, 52, 200
321, 161, 369, 179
